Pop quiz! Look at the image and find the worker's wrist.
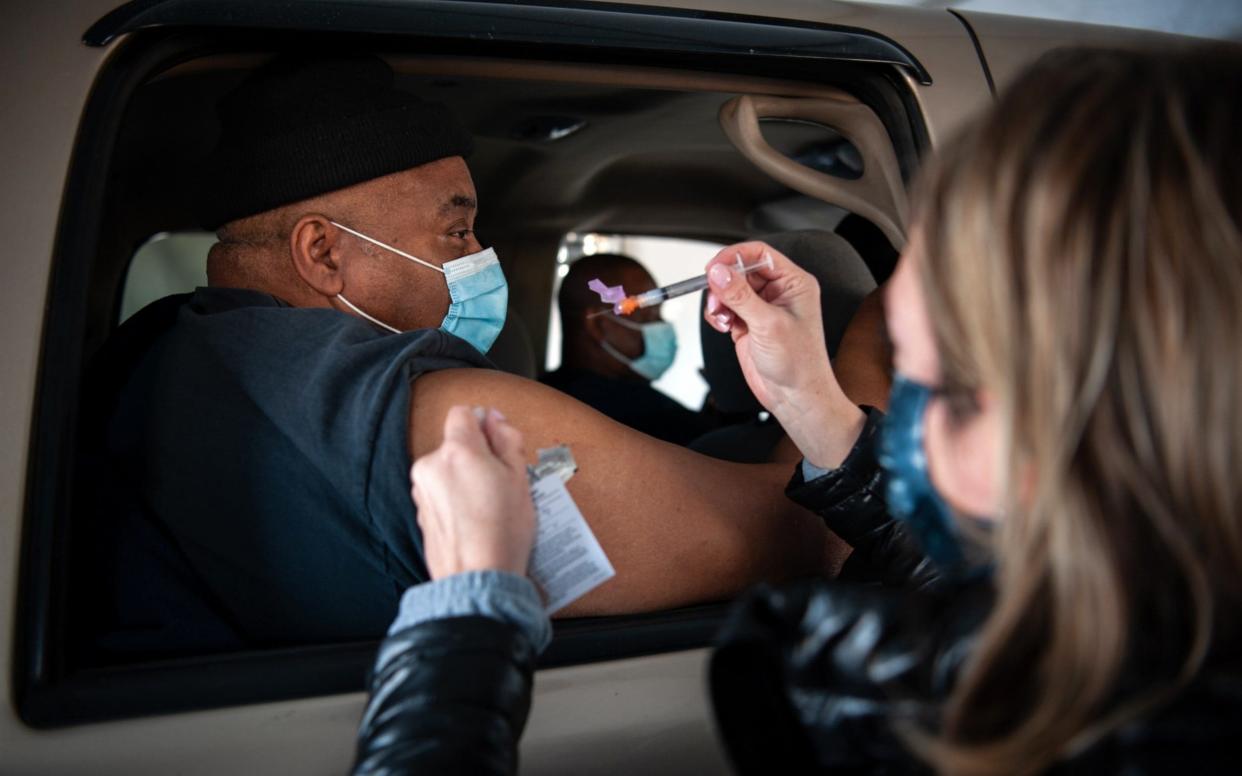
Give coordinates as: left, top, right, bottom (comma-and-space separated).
781, 393, 866, 471
428, 549, 530, 580
766, 364, 844, 429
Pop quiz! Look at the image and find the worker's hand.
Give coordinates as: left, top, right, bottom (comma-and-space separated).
704, 242, 864, 469
412, 405, 535, 579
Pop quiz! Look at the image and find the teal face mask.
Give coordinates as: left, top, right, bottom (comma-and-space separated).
878, 373, 964, 571
878, 373, 992, 580
600, 317, 677, 381
331, 221, 508, 355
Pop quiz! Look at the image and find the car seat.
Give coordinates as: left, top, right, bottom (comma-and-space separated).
485, 307, 537, 379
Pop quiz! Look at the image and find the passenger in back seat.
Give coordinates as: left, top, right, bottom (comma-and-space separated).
541, 253, 717, 445
85, 54, 863, 654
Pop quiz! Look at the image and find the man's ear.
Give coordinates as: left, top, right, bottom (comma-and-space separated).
582, 312, 607, 343
288, 214, 345, 297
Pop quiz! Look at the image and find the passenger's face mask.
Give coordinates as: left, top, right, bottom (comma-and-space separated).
599, 317, 677, 381
330, 221, 508, 355
878, 373, 971, 573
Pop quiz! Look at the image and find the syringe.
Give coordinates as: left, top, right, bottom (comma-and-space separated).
604, 253, 774, 316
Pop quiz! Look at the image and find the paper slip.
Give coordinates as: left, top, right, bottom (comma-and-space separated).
527, 474, 615, 613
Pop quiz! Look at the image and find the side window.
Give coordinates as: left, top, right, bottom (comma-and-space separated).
119, 232, 214, 324
544, 232, 721, 411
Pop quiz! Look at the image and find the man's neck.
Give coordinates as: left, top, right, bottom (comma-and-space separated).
206, 241, 318, 308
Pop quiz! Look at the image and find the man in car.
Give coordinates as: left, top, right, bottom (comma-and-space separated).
542, 253, 717, 445
90, 54, 849, 652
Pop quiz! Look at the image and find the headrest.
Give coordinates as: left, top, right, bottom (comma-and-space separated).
700, 230, 875, 415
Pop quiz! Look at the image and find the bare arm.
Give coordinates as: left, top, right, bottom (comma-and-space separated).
410, 368, 849, 616
834, 287, 892, 411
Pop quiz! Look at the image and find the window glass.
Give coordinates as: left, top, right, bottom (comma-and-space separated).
119, 232, 214, 323
545, 233, 721, 411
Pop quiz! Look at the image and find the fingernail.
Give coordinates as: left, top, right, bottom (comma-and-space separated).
472, 406, 486, 422
489, 407, 507, 423
714, 312, 731, 330
709, 263, 732, 287
706, 294, 720, 314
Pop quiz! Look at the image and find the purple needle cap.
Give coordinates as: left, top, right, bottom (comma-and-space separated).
588, 278, 627, 304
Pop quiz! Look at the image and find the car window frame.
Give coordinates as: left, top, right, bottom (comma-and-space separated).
18, 16, 927, 728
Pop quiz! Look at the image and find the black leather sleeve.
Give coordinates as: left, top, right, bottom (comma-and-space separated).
786, 407, 941, 590
710, 578, 992, 775
353, 616, 536, 776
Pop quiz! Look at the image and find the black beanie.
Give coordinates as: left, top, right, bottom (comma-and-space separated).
200, 55, 473, 229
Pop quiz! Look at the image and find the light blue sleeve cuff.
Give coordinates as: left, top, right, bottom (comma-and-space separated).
801, 457, 833, 482
388, 570, 553, 653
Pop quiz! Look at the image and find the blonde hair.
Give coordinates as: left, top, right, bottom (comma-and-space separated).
913, 45, 1242, 774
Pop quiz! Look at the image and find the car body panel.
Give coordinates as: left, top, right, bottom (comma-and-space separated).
956, 9, 1183, 91
0, 0, 992, 771
0, 0, 115, 743
82, 0, 933, 86
603, 0, 995, 144
2, 646, 720, 775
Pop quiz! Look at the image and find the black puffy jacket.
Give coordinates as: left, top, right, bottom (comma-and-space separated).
708, 407, 988, 774
353, 615, 538, 775
353, 409, 1242, 774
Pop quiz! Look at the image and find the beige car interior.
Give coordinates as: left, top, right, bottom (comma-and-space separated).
104, 55, 908, 378
720, 93, 908, 249
69, 51, 912, 679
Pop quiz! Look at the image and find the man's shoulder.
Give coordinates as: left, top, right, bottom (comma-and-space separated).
102, 288, 494, 392
183, 287, 490, 364
107, 287, 285, 349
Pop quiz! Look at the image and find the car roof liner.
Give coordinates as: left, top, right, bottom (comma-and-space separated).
85, 0, 932, 85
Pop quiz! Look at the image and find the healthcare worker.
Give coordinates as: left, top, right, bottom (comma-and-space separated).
353, 44, 1242, 775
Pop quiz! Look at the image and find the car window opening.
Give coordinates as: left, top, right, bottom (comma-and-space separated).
37, 41, 917, 727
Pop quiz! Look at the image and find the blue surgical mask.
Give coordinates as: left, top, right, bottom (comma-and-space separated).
600, 317, 677, 381
877, 373, 969, 572
330, 221, 508, 355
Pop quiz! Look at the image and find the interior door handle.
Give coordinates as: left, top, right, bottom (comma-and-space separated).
720, 94, 908, 249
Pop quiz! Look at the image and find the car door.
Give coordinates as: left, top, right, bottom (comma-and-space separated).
0, 1, 990, 773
